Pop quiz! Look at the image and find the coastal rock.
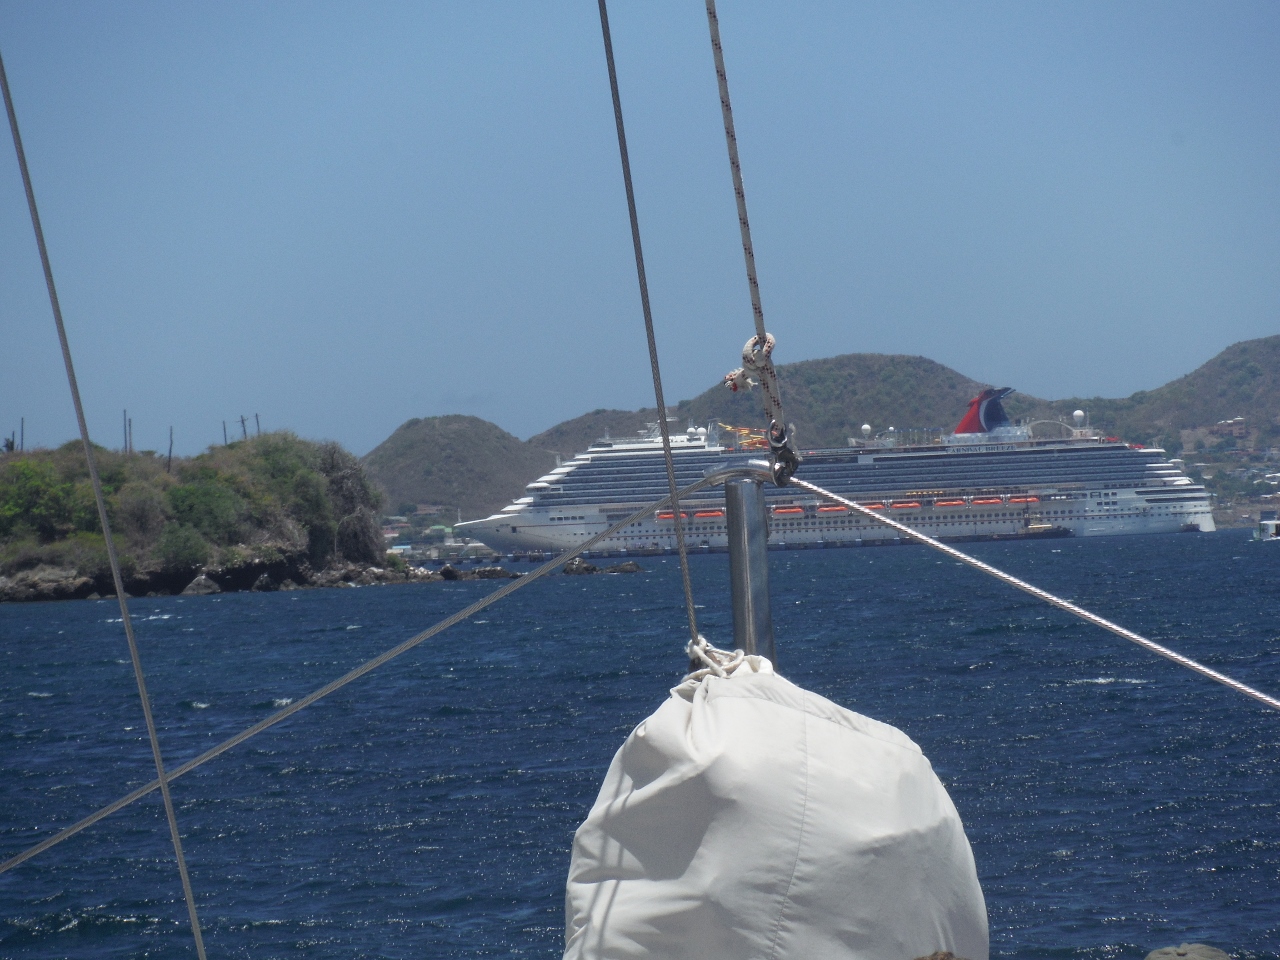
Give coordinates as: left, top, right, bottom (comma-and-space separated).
562, 557, 599, 575
440, 564, 461, 581
182, 574, 222, 595
0, 565, 94, 603
1146, 946, 1231, 960
604, 560, 642, 574
251, 573, 278, 592
472, 566, 519, 579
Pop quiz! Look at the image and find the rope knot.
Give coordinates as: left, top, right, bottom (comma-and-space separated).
684, 634, 745, 679
722, 332, 800, 486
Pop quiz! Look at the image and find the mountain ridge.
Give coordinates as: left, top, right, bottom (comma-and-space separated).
364, 335, 1280, 518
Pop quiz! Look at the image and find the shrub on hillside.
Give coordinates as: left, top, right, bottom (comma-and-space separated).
167, 479, 246, 543
0, 459, 72, 541
336, 508, 383, 566
0, 531, 132, 582
114, 481, 171, 547
156, 523, 211, 575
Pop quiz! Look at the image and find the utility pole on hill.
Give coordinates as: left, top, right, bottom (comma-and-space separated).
223, 421, 228, 445
167, 426, 173, 473
239, 415, 248, 439
254, 413, 260, 436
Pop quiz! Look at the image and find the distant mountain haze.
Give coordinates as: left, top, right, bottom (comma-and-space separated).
362, 335, 1280, 519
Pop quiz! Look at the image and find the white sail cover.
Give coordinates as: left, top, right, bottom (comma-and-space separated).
565, 656, 988, 960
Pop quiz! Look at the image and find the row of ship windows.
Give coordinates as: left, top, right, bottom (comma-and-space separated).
518, 504, 1191, 536
552, 506, 1198, 537
543, 484, 1149, 506
584, 506, 1193, 539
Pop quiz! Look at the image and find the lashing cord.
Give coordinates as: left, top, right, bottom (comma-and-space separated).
705, 0, 800, 486
598, 0, 701, 648
790, 476, 1280, 713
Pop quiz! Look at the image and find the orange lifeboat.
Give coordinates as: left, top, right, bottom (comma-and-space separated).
858, 502, 886, 510
891, 501, 921, 510
935, 499, 966, 507
971, 498, 1003, 506
1008, 496, 1039, 504
693, 510, 724, 518
817, 505, 849, 513
772, 506, 805, 515
655, 511, 688, 520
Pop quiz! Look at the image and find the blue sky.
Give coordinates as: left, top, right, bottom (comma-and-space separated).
1, 1, 1277, 456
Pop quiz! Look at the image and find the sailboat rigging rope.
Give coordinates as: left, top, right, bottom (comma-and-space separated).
0, 467, 772, 877
704, 0, 800, 486
597, 0, 700, 648
790, 477, 1280, 713
0, 51, 209, 958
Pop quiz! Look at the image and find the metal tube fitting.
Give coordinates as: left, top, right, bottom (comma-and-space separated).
724, 478, 776, 665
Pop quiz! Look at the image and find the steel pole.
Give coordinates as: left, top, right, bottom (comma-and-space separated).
724, 478, 775, 664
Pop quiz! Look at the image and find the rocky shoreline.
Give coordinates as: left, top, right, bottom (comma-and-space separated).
0, 557, 643, 603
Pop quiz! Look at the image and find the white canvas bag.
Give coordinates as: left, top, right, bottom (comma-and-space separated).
565, 656, 988, 960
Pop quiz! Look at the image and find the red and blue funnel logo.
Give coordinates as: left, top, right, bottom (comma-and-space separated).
954, 387, 1014, 434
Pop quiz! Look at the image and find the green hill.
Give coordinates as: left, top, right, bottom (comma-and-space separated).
669, 352, 1051, 450
0, 432, 385, 599
362, 415, 557, 520
1030, 335, 1280, 452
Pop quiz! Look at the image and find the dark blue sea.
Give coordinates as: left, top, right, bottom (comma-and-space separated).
2, 529, 1278, 959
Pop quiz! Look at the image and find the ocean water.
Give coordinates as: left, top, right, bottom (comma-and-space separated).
1, 529, 1277, 959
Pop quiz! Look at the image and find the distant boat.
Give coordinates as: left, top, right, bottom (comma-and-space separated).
1254, 511, 1280, 542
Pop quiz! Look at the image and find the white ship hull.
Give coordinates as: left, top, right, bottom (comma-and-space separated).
458, 421, 1215, 557
467, 495, 1214, 555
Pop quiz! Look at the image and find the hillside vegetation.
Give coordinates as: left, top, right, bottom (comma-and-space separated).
1033, 335, 1280, 453
673, 353, 1049, 449
0, 433, 384, 599
527, 408, 658, 459
362, 415, 557, 519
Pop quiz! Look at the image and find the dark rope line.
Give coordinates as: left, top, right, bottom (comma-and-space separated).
0, 468, 771, 877
705, 0, 767, 345
790, 477, 1280, 713
0, 49, 208, 959
597, 0, 701, 649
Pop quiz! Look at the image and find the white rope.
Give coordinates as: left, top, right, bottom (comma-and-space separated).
705, 0, 766, 345
789, 477, 1280, 713
684, 634, 745, 678
724, 332, 783, 428
704, 2, 800, 485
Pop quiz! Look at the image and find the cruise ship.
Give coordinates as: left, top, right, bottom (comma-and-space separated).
457, 388, 1215, 554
